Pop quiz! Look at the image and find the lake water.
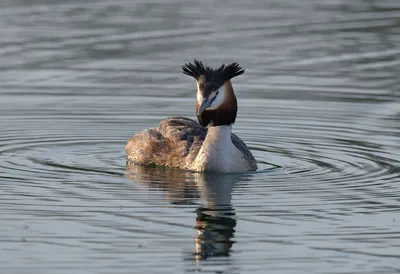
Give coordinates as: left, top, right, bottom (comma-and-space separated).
1, 1, 400, 273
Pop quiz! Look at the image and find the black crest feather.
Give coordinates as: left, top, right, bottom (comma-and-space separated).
182, 59, 244, 83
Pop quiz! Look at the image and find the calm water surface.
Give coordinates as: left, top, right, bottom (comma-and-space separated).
1, 1, 400, 273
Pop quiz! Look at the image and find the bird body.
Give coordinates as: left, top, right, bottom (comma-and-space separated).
125, 60, 257, 173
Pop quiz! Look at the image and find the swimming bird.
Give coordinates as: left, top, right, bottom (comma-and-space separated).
125, 60, 257, 173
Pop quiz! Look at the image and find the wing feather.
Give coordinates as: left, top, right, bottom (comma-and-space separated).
231, 133, 258, 170
125, 117, 206, 168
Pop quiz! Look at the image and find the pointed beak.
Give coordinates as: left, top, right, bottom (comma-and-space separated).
197, 97, 215, 115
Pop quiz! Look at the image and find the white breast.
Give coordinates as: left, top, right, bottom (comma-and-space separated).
193, 125, 249, 173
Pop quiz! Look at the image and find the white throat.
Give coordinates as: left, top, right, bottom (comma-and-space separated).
194, 125, 242, 173
205, 125, 232, 144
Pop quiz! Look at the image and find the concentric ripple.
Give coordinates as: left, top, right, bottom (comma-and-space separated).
1, 0, 400, 273
2, 92, 400, 274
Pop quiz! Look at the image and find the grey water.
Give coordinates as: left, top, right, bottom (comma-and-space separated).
1, 0, 400, 273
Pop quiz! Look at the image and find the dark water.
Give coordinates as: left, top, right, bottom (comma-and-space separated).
1, 1, 400, 273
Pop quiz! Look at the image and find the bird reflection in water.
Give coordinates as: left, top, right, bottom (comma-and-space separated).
126, 161, 246, 261
194, 172, 237, 261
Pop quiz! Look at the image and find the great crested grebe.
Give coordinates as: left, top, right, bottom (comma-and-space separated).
125, 60, 257, 173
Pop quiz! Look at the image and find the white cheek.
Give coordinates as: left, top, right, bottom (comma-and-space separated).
207, 85, 225, 110
197, 92, 203, 103
196, 82, 203, 103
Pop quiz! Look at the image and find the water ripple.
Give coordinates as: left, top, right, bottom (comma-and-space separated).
1, 0, 400, 273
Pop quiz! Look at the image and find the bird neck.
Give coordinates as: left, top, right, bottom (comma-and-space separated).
194, 125, 238, 172
205, 125, 233, 144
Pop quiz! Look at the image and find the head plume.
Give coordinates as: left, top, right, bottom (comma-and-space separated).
182, 59, 245, 83
182, 60, 243, 127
